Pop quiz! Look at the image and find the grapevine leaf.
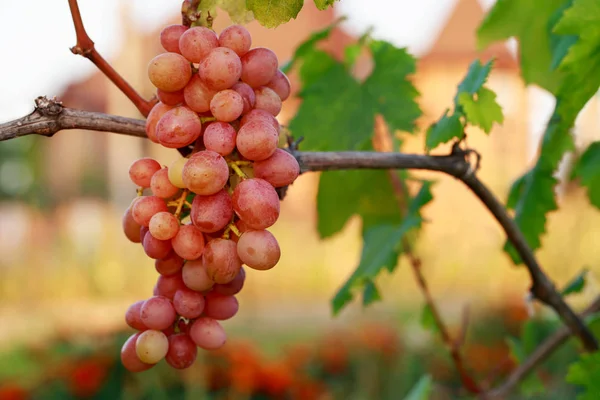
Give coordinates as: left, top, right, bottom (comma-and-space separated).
572, 142, 600, 208
403, 375, 433, 400
313, 0, 338, 10
281, 20, 339, 73
420, 304, 439, 334
454, 59, 494, 103
457, 88, 504, 134
297, 50, 339, 91
362, 280, 382, 306
561, 269, 588, 296
549, 1, 578, 69
198, 0, 254, 24
344, 43, 362, 67
425, 111, 463, 150
566, 352, 600, 400
506, 173, 527, 209
246, 0, 303, 28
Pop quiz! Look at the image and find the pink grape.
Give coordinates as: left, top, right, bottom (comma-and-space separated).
179, 27, 219, 63
156, 106, 202, 148
253, 148, 300, 187
254, 86, 282, 116
209, 90, 244, 122
160, 24, 188, 53
146, 102, 174, 143
213, 267, 245, 296
155, 252, 184, 276
182, 259, 214, 291
140, 296, 177, 330
240, 48, 278, 88
183, 75, 217, 113
122, 202, 142, 243
190, 189, 233, 233
203, 122, 237, 156
202, 239, 242, 284
189, 317, 227, 350
143, 232, 173, 260
132, 196, 168, 227
265, 70, 291, 101
125, 300, 147, 331
149, 211, 180, 240
182, 151, 229, 195
156, 272, 187, 299
171, 224, 206, 260
240, 109, 280, 133
237, 230, 281, 270
203, 293, 239, 320
231, 82, 256, 114
129, 158, 161, 188
140, 226, 149, 241
151, 168, 180, 199
236, 120, 278, 161
166, 333, 197, 369
121, 333, 154, 372
218, 25, 251, 56
198, 47, 242, 91
157, 88, 184, 106
232, 179, 280, 229
168, 158, 187, 189
136, 330, 169, 364
148, 52, 192, 92
173, 288, 205, 319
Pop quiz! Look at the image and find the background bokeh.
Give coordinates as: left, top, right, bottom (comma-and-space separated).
0, 0, 599, 398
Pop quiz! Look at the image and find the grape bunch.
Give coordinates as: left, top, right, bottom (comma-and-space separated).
120, 22, 300, 372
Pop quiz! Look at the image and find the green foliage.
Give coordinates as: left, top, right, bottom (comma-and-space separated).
420, 304, 439, 335
561, 269, 588, 296
572, 141, 600, 209
246, 0, 303, 28
566, 352, 600, 400
403, 375, 432, 400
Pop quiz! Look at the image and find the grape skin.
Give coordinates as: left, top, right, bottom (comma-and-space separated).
189, 317, 227, 350
149, 211, 180, 240
151, 168, 180, 199
202, 239, 242, 284
265, 70, 291, 101
156, 272, 187, 300
182, 151, 229, 196
125, 300, 147, 331
253, 148, 300, 187
168, 158, 188, 189
203, 122, 237, 156
231, 82, 256, 115
143, 232, 173, 259
166, 333, 197, 369
236, 120, 278, 161
145, 102, 174, 143
240, 109, 280, 133
147, 53, 192, 92
237, 230, 281, 270
210, 89, 244, 122
254, 86, 282, 116
156, 106, 203, 148
157, 89, 185, 106
203, 292, 239, 320
232, 179, 280, 230
155, 251, 184, 276
140, 296, 177, 330
129, 158, 162, 188
160, 25, 188, 54
132, 196, 168, 227
122, 202, 142, 243
179, 27, 219, 63
218, 25, 252, 56
171, 224, 206, 260
182, 259, 215, 291
121, 333, 154, 372
240, 48, 278, 88
198, 47, 242, 91
190, 189, 233, 233
183, 75, 217, 113
213, 267, 245, 296
136, 330, 170, 364
173, 288, 205, 319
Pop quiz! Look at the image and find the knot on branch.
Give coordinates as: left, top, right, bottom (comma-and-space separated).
34, 96, 64, 117
450, 140, 482, 179
181, 0, 202, 27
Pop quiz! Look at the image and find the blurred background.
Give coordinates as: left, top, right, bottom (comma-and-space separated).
0, 0, 599, 398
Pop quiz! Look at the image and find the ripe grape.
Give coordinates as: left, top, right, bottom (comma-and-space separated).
140, 296, 177, 330
240, 109, 280, 133
171, 224, 206, 260
231, 82, 256, 114
254, 86, 282, 116
148, 53, 192, 92
166, 333, 197, 369
129, 158, 162, 188
121, 333, 154, 372
125, 300, 147, 331
241, 48, 278, 88
132, 196, 168, 227
203, 122, 237, 156
209, 90, 244, 122
143, 232, 173, 259
173, 288, 205, 319
189, 317, 227, 350
136, 330, 169, 364
156, 106, 202, 148
146, 102, 174, 143
213, 267, 245, 296
202, 239, 242, 284
218, 25, 251, 56
265, 70, 291, 101
253, 149, 300, 187
182, 151, 229, 195
160, 24, 188, 53
203, 293, 239, 320
190, 189, 233, 233
237, 230, 281, 270
149, 211, 180, 240
232, 179, 280, 229
183, 75, 216, 113
182, 259, 214, 291
236, 120, 278, 161
156, 272, 186, 300
179, 27, 219, 63
157, 88, 184, 106
122, 203, 142, 243
155, 252, 184, 276
151, 168, 180, 198
198, 47, 242, 91
168, 158, 187, 189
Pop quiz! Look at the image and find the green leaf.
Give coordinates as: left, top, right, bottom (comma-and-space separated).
420, 304, 439, 334
282, 19, 339, 73
403, 375, 433, 400
246, 0, 303, 28
362, 280, 382, 306
458, 88, 504, 133
549, 1, 578, 69
506, 323, 549, 395
566, 351, 600, 400
573, 141, 600, 209
561, 269, 589, 296
313, 0, 338, 10
454, 59, 494, 102
425, 111, 463, 150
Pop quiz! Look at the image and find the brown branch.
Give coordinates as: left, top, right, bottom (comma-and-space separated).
67, 0, 155, 117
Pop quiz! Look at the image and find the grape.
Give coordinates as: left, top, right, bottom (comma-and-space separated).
190, 189, 233, 233
253, 149, 300, 187
172, 224, 206, 260
148, 52, 192, 92
140, 226, 149, 241
203, 122, 237, 156
121, 333, 154, 372
237, 230, 281, 270
136, 330, 169, 364
209, 90, 244, 122
143, 232, 173, 259
182, 259, 214, 291
213, 267, 245, 296
198, 47, 242, 91
202, 239, 242, 284
179, 27, 219, 63
157, 88, 184, 106
231, 82, 256, 115
173, 288, 205, 319
189, 317, 227, 350
129, 158, 161, 188
132, 196, 168, 227
166, 333, 197, 369
203, 292, 239, 320
140, 296, 177, 330
182, 151, 229, 195
156, 106, 202, 148
156, 272, 187, 300
149, 211, 180, 240
122, 202, 142, 243
151, 168, 180, 199
240, 48, 278, 88
232, 179, 280, 229
168, 158, 187, 189
146, 102, 174, 143
183, 75, 217, 113
265, 70, 291, 101
240, 109, 280, 133
155, 252, 184, 276
160, 24, 188, 53
254, 86, 282, 116
125, 300, 147, 331
236, 120, 278, 161
218, 25, 251, 56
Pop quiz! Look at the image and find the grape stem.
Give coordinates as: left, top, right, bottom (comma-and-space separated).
200, 116, 217, 124
136, 188, 144, 197
229, 162, 248, 179
174, 190, 189, 218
